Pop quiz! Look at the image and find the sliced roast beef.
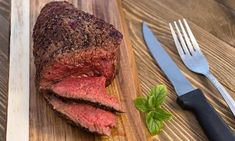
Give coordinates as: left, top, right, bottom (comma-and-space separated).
47, 76, 122, 112
33, 1, 123, 136
44, 94, 117, 136
33, 1, 123, 89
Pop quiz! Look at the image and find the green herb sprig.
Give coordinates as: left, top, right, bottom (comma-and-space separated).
134, 85, 172, 135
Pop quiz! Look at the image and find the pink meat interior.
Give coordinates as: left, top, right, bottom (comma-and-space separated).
47, 94, 117, 135
50, 76, 122, 112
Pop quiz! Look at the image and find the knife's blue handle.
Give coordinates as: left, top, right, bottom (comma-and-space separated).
177, 89, 235, 141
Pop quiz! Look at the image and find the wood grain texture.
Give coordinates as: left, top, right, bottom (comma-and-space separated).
122, 0, 235, 140
0, 0, 10, 140
6, 0, 29, 140
0, 0, 10, 20
30, 0, 145, 141
0, 14, 9, 141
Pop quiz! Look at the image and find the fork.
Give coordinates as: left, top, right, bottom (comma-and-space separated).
169, 19, 235, 116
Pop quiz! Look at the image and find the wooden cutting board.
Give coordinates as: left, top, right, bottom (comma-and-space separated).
28, 0, 147, 141
7, 0, 235, 141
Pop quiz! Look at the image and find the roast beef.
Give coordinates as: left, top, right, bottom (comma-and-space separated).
33, 1, 123, 136
44, 94, 117, 136
33, 1, 123, 89
48, 76, 122, 112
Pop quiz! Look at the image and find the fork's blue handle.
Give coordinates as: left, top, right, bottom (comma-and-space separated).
177, 89, 235, 141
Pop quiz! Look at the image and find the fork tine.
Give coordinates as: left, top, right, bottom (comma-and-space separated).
183, 19, 201, 53
169, 23, 185, 57
174, 21, 190, 55
178, 20, 195, 54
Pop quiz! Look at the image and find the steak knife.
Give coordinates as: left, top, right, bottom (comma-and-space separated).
142, 22, 235, 141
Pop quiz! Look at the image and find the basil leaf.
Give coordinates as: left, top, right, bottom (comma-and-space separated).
146, 111, 157, 134
146, 111, 154, 121
146, 112, 164, 135
134, 84, 172, 135
154, 85, 167, 107
134, 97, 148, 112
154, 108, 172, 120
148, 95, 155, 109
149, 85, 157, 97
155, 120, 163, 133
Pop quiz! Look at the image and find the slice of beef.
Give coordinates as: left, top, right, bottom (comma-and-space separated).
44, 94, 117, 136
47, 76, 123, 112
33, 1, 123, 89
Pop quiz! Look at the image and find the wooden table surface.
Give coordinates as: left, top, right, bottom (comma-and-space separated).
0, 0, 10, 140
1, 0, 235, 140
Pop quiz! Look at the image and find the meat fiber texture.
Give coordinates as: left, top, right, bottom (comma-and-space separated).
33, 1, 123, 136
49, 76, 123, 112
33, 1, 123, 89
44, 94, 117, 136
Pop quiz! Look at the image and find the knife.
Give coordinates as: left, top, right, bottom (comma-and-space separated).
142, 22, 235, 141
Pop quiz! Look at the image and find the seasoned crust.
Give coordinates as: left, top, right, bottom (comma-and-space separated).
33, 1, 122, 88
33, 1, 122, 69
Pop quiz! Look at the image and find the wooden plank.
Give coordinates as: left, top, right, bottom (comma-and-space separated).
122, 0, 235, 140
6, 0, 29, 140
213, 0, 235, 11
29, 0, 145, 140
154, 0, 235, 47
0, 0, 10, 140
0, 0, 10, 20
